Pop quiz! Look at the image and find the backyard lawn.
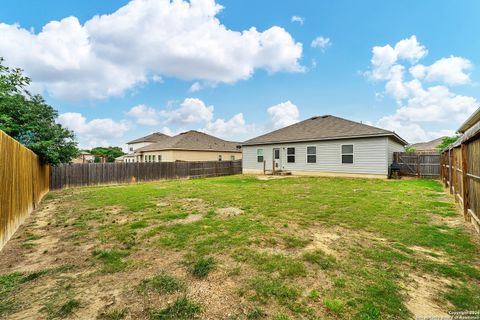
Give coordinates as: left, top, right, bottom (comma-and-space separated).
0, 175, 479, 319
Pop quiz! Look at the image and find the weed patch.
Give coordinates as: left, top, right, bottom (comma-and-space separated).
150, 297, 201, 319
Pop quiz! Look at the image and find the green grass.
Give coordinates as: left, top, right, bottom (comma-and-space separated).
4, 175, 480, 319
92, 249, 129, 273
150, 297, 201, 319
188, 256, 217, 278
139, 272, 184, 294
97, 307, 128, 320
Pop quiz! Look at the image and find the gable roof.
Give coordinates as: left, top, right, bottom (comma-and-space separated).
135, 130, 241, 153
242, 115, 408, 146
127, 132, 170, 144
410, 137, 445, 152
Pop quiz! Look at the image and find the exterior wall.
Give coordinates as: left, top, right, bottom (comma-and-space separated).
138, 150, 242, 162
242, 137, 391, 176
127, 142, 152, 152
387, 138, 406, 165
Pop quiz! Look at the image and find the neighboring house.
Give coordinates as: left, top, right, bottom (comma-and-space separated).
410, 137, 445, 153
119, 132, 171, 163
71, 152, 95, 164
241, 115, 407, 178
134, 130, 242, 162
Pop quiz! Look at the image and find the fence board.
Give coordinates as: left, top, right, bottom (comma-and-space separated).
50, 160, 242, 190
0, 130, 50, 251
393, 152, 440, 177
441, 133, 480, 233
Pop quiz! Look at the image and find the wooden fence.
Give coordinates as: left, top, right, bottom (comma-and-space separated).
50, 160, 242, 189
0, 130, 50, 251
441, 137, 480, 233
393, 152, 441, 178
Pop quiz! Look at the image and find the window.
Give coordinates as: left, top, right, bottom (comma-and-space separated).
287, 147, 295, 163
152, 155, 156, 162
129, 147, 133, 151
257, 149, 264, 163
341, 145, 354, 164
307, 146, 316, 163
159, 155, 162, 162
218, 155, 222, 161
230, 155, 235, 161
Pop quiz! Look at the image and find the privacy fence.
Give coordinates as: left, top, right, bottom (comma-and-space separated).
0, 130, 50, 251
441, 134, 480, 233
393, 152, 441, 178
50, 160, 242, 189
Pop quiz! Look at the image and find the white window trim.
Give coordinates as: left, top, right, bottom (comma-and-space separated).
286, 146, 296, 164
256, 148, 264, 163
341, 144, 354, 164
306, 145, 317, 164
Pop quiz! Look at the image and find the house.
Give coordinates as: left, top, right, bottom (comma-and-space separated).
241, 115, 407, 178
410, 137, 445, 153
71, 152, 96, 164
133, 130, 242, 162
120, 132, 171, 163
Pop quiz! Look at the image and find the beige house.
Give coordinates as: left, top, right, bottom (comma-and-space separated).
242, 115, 407, 178
118, 132, 171, 162
134, 130, 242, 162
410, 137, 445, 153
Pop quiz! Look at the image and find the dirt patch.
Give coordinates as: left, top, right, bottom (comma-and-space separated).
409, 245, 446, 263
404, 274, 452, 318
180, 198, 210, 214
304, 232, 341, 258
216, 207, 244, 218
176, 214, 203, 224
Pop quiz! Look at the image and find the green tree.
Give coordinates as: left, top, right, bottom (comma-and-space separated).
405, 145, 416, 153
436, 135, 461, 151
89, 146, 125, 162
0, 58, 78, 165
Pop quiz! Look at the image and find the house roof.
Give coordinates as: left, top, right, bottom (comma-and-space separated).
135, 130, 241, 153
410, 137, 445, 152
127, 132, 170, 144
242, 115, 408, 146
458, 106, 480, 133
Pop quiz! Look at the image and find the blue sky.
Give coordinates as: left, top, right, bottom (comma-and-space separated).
1, 0, 478, 148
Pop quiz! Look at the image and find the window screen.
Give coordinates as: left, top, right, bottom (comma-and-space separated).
341, 145, 353, 164
257, 149, 264, 163
287, 147, 295, 163
307, 146, 316, 163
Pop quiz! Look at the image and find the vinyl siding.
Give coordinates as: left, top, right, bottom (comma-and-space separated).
387, 138, 406, 164
243, 137, 390, 175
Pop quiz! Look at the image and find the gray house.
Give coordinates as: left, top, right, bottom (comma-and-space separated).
241, 115, 407, 178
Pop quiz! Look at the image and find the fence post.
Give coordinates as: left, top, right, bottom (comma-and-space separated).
461, 143, 471, 222
448, 148, 453, 194
416, 154, 420, 178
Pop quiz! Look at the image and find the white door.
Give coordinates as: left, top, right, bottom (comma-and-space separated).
273, 148, 281, 170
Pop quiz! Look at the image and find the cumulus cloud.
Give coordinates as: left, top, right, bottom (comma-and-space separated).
409, 56, 472, 85
57, 112, 131, 148
311, 36, 331, 51
0, 0, 303, 100
202, 113, 255, 139
267, 101, 300, 129
367, 36, 477, 143
291, 16, 304, 25
126, 104, 160, 126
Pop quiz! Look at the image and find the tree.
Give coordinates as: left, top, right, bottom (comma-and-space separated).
89, 146, 125, 163
0, 58, 78, 165
405, 145, 416, 153
436, 135, 461, 151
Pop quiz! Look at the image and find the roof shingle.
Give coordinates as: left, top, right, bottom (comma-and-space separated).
127, 132, 170, 144
242, 115, 407, 145
135, 131, 241, 153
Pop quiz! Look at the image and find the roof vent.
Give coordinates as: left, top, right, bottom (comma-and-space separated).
310, 116, 319, 120
321, 115, 329, 118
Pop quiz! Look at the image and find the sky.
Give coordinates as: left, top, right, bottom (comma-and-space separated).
0, 0, 479, 149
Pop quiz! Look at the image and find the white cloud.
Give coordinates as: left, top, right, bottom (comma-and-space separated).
202, 113, 255, 139
267, 101, 299, 129
161, 98, 214, 125
311, 36, 331, 51
57, 112, 131, 148
367, 36, 477, 143
126, 104, 160, 125
393, 35, 427, 63
291, 16, 304, 25
0, 0, 303, 100
126, 98, 214, 126
410, 56, 472, 85
189, 82, 202, 92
